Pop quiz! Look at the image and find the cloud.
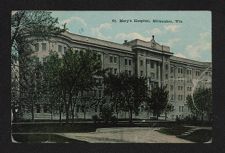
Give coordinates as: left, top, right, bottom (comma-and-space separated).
185, 32, 211, 60
174, 53, 186, 58
147, 28, 163, 36
61, 16, 87, 27
164, 24, 180, 32
91, 23, 112, 40
114, 32, 150, 42
163, 38, 180, 47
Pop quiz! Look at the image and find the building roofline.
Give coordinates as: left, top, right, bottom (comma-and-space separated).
61, 31, 132, 52
171, 55, 212, 68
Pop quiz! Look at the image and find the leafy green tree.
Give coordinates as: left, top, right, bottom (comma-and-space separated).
99, 102, 113, 124
104, 73, 148, 123
11, 11, 66, 121
43, 51, 64, 121
44, 49, 105, 123
186, 87, 212, 122
147, 85, 169, 120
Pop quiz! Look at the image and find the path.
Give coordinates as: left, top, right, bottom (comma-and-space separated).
57, 127, 193, 143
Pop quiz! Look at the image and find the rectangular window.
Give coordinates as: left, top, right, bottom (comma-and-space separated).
140, 70, 143, 76
109, 68, 113, 74
165, 64, 168, 70
34, 43, 39, 52
125, 70, 128, 74
128, 70, 131, 76
151, 61, 154, 68
140, 60, 143, 66
125, 59, 127, 65
171, 95, 174, 100
151, 72, 155, 79
98, 54, 101, 60
165, 74, 168, 79
110, 56, 113, 63
114, 56, 117, 63
129, 59, 132, 65
58, 45, 62, 53
170, 85, 173, 90
42, 43, 46, 51
171, 67, 174, 73
114, 68, 117, 74
64, 47, 67, 53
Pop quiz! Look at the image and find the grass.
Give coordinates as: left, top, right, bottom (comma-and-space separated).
12, 133, 88, 143
157, 126, 212, 143
178, 129, 212, 143
12, 121, 177, 133
156, 125, 191, 136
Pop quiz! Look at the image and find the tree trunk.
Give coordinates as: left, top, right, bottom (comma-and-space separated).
51, 102, 53, 120
165, 111, 167, 121
201, 113, 204, 123
31, 98, 34, 122
59, 104, 62, 122
129, 109, 133, 123
83, 110, 86, 120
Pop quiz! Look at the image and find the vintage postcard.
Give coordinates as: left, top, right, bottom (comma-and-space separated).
11, 11, 212, 143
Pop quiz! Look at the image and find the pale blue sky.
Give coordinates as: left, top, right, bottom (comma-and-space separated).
51, 11, 211, 62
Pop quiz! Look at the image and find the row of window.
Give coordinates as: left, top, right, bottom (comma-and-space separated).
170, 85, 192, 91
34, 43, 68, 53
110, 56, 132, 66
109, 68, 132, 75
179, 106, 184, 112
187, 86, 192, 91
141, 60, 157, 69
171, 94, 184, 101
109, 68, 118, 75
125, 70, 132, 76
178, 86, 183, 91
34, 43, 47, 52
178, 95, 183, 100
171, 67, 201, 76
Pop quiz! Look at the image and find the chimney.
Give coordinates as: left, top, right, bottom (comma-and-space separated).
152, 35, 155, 40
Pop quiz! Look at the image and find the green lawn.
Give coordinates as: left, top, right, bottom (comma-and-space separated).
157, 126, 212, 143
178, 129, 212, 143
156, 125, 191, 135
12, 134, 88, 143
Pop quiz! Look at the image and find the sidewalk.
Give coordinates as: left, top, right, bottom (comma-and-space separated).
57, 127, 193, 143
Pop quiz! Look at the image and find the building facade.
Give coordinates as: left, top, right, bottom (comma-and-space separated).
24, 31, 212, 120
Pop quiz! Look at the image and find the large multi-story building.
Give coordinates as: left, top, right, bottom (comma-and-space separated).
23, 31, 212, 120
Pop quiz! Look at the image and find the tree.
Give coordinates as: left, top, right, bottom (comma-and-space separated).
11, 11, 66, 121
147, 85, 169, 120
186, 87, 212, 122
43, 51, 64, 121
104, 73, 148, 123
44, 49, 105, 123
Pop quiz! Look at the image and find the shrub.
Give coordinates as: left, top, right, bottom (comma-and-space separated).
110, 115, 118, 124
92, 115, 99, 124
99, 104, 113, 124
